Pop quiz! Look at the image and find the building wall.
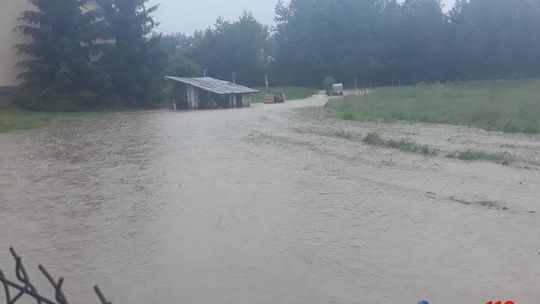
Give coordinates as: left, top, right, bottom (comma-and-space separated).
186, 85, 200, 109
242, 94, 252, 107
0, 0, 32, 89
176, 83, 253, 110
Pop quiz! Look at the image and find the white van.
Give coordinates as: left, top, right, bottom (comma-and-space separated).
331, 83, 344, 96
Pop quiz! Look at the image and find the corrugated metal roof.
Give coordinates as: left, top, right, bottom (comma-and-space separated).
165, 76, 259, 95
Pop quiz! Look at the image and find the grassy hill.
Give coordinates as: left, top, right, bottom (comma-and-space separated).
0, 92, 101, 133
326, 79, 540, 134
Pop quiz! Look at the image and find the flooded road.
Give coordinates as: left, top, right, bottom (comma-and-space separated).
1, 95, 540, 303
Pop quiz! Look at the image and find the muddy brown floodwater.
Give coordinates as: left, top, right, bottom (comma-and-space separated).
1, 94, 539, 303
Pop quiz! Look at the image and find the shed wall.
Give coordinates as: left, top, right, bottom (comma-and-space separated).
187, 85, 199, 109
242, 94, 251, 107
174, 83, 253, 110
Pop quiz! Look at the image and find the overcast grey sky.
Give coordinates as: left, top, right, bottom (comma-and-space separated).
151, 0, 456, 35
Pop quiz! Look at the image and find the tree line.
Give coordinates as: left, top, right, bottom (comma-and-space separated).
173, 0, 540, 87
14, 0, 540, 110
272, 0, 540, 86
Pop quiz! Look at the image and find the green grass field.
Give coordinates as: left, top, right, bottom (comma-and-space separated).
326, 79, 540, 134
252, 87, 317, 103
0, 93, 103, 133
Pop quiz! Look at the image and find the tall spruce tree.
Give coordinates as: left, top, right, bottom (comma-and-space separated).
15, 0, 109, 110
96, 0, 167, 107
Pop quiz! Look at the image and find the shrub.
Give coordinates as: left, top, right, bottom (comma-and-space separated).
323, 76, 336, 96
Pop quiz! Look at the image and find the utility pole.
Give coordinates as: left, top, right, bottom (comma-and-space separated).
232, 72, 236, 84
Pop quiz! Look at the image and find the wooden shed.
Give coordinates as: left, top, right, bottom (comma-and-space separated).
166, 76, 259, 110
